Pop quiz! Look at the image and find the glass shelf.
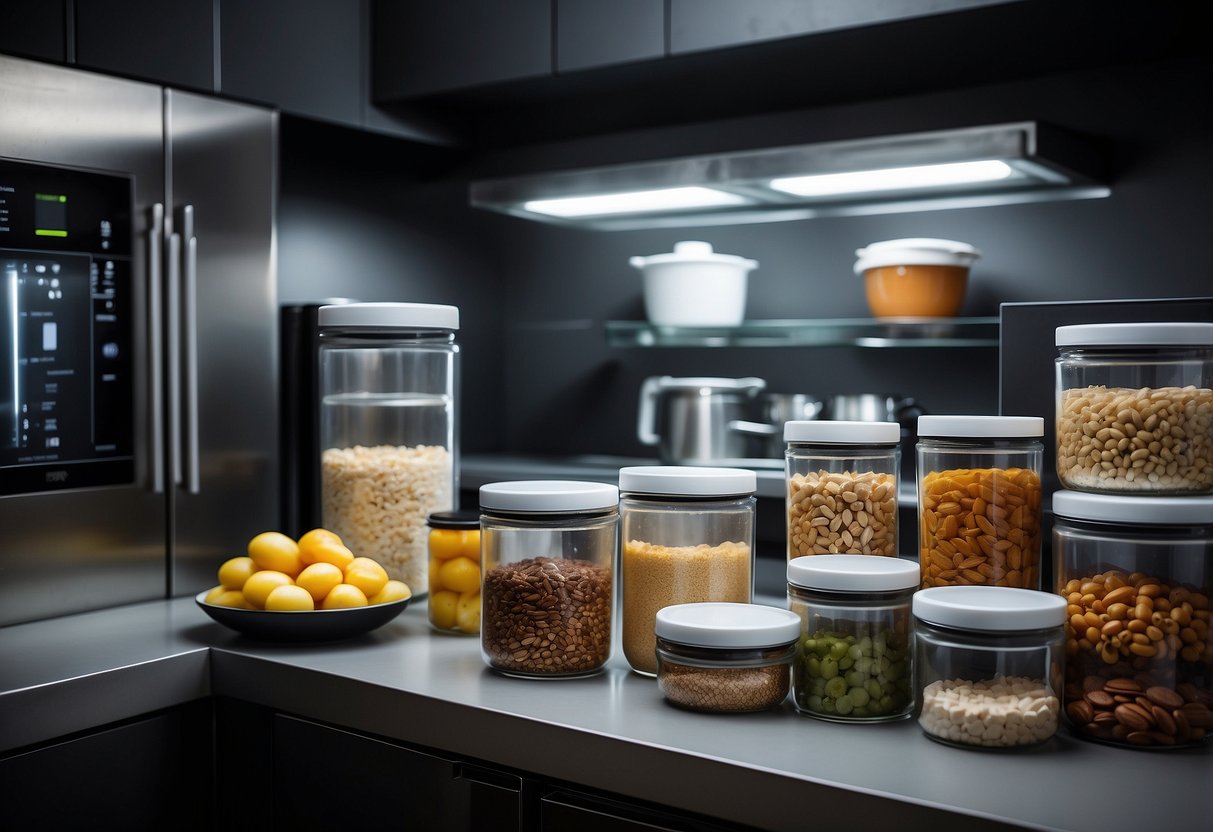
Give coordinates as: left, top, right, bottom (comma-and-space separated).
605, 317, 1000, 348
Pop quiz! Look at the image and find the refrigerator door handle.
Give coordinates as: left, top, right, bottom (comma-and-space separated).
148, 204, 166, 494
182, 205, 200, 495
166, 231, 183, 488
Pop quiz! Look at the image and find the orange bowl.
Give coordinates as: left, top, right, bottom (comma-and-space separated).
862, 264, 969, 318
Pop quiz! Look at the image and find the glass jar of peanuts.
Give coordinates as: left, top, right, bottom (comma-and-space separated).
619, 466, 756, 677
1052, 490, 1213, 749
785, 420, 901, 559
787, 555, 918, 722
1055, 322, 1213, 495
916, 415, 1044, 591
913, 586, 1067, 749
318, 302, 459, 598
427, 510, 481, 634
479, 481, 618, 678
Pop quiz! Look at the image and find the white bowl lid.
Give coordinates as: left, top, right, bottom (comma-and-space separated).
917, 414, 1043, 438
319, 302, 459, 330
655, 602, 801, 649
618, 466, 756, 496
1055, 322, 1213, 347
1052, 490, 1213, 525
480, 480, 619, 513
787, 555, 919, 592
784, 420, 900, 444
913, 586, 1066, 631
629, 241, 758, 270
854, 238, 981, 274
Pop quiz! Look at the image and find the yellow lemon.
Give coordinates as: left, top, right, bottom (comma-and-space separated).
429, 556, 443, 593
217, 556, 257, 591
242, 570, 294, 609
297, 528, 344, 564
302, 538, 355, 571
265, 584, 315, 611
429, 590, 458, 629
369, 580, 412, 605
344, 556, 389, 598
321, 583, 368, 610
295, 562, 344, 603
211, 589, 253, 609
438, 557, 480, 595
203, 585, 228, 604
456, 591, 480, 633
248, 531, 302, 577
430, 528, 479, 560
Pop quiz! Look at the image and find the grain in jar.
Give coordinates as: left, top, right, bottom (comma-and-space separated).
620, 466, 755, 676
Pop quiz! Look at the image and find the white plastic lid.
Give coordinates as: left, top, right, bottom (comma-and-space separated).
917, 414, 1044, 438
853, 238, 981, 275
479, 480, 619, 513
787, 555, 919, 592
629, 241, 758, 270
618, 466, 756, 496
1055, 322, 1213, 347
913, 586, 1067, 632
655, 602, 801, 649
1052, 490, 1213, 525
319, 302, 459, 330
784, 420, 900, 444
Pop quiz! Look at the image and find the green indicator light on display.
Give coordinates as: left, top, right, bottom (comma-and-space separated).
35, 229, 67, 237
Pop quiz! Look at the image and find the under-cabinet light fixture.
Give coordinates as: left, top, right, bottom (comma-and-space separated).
470, 122, 1109, 231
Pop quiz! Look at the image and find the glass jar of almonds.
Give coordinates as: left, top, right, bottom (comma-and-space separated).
785, 420, 901, 560
1052, 490, 1213, 749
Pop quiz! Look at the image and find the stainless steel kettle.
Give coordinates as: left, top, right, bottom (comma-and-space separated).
637, 376, 766, 463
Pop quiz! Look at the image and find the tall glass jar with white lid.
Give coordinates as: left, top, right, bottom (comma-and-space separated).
785, 420, 901, 560
619, 466, 756, 676
1052, 490, 1213, 749
479, 481, 618, 678
318, 302, 459, 597
1055, 322, 1213, 495
917, 415, 1044, 591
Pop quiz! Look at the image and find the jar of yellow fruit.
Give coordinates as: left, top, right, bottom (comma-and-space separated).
427, 511, 482, 634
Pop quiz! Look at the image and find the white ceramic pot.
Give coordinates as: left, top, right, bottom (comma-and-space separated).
629, 241, 758, 327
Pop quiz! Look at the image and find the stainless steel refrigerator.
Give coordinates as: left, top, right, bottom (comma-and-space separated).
0, 54, 278, 625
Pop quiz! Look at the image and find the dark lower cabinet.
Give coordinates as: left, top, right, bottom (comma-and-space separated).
541, 789, 746, 832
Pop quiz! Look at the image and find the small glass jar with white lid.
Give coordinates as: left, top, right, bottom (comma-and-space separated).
785, 420, 901, 560
913, 586, 1067, 749
1052, 490, 1213, 749
787, 555, 918, 722
1055, 322, 1213, 495
619, 466, 756, 677
655, 602, 800, 713
479, 481, 618, 678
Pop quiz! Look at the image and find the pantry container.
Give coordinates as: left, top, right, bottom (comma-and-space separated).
318, 302, 459, 595
1052, 490, 1213, 749
619, 466, 756, 676
913, 586, 1067, 749
787, 555, 918, 722
785, 420, 901, 559
916, 415, 1044, 590
1055, 322, 1213, 495
655, 602, 800, 713
479, 481, 618, 678
427, 510, 481, 634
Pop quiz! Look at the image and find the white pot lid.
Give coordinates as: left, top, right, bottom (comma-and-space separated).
913, 586, 1067, 632
480, 480, 619, 513
854, 238, 981, 274
618, 466, 756, 496
917, 414, 1043, 438
630, 241, 758, 270
1053, 490, 1213, 525
1056, 322, 1213, 347
784, 420, 900, 444
319, 301, 459, 330
655, 602, 801, 649
787, 555, 919, 592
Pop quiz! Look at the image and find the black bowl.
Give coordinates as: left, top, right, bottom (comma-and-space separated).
195, 590, 410, 642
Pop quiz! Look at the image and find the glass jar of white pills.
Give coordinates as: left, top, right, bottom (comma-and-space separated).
785, 420, 901, 560
913, 585, 1067, 749
1055, 322, 1213, 495
787, 555, 918, 722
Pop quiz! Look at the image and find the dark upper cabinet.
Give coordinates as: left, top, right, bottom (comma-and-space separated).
0, 2, 66, 62
556, 0, 665, 73
372, 0, 552, 99
75, 0, 215, 90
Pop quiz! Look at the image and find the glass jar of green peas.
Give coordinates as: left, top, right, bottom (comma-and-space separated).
787, 554, 918, 722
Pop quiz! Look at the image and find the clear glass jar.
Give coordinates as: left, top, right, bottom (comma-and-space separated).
319, 302, 459, 596
787, 555, 918, 722
654, 602, 800, 713
785, 420, 901, 559
1055, 322, 1213, 495
479, 481, 618, 678
913, 586, 1067, 749
1052, 490, 1213, 749
916, 415, 1044, 591
619, 466, 756, 676
427, 510, 481, 635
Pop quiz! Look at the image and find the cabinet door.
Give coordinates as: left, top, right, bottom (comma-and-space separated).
0, 1, 66, 62
75, 0, 215, 90
556, 0, 664, 73
541, 789, 751, 832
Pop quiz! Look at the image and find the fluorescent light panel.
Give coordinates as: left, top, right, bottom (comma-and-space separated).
770, 159, 1015, 197
523, 186, 746, 218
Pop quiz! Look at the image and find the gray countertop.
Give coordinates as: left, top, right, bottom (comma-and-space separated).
2, 596, 1209, 832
